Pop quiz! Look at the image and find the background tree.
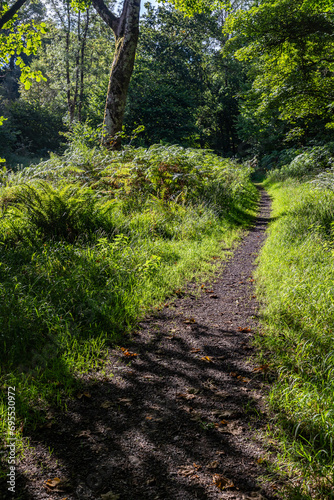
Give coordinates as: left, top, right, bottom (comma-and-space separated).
124, 3, 244, 153
91, 0, 141, 148
223, 0, 334, 151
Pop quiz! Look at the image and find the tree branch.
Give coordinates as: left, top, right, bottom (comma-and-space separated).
0, 0, 29, 29
91, 0, 119, 35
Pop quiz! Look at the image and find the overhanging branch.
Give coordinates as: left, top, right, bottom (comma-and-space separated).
91, 0, 119, 35
0, 0, 29, 29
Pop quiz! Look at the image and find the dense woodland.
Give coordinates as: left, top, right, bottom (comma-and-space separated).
1, 0, 332, 163
1, 0, 334, 499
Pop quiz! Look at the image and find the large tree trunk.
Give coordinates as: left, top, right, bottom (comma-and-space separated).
92, 0, 140, 149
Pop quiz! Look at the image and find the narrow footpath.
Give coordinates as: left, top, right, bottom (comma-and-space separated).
16, 189, 277, 500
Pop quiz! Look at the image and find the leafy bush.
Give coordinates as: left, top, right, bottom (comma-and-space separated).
260, 148, 303, 171
3, 181, 115, 241
266, 144, 334, 183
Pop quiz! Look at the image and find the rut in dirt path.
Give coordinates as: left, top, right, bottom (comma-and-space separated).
16, 189, 276, 500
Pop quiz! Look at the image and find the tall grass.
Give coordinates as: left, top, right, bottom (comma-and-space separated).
257, 153, 334, 498
0, 139, 258, 464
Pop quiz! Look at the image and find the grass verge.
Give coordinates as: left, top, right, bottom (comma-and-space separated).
256, 178, 334, 499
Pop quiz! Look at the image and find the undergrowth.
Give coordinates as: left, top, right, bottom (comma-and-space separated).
256, 149, 334, 499
0, 137, 258, 466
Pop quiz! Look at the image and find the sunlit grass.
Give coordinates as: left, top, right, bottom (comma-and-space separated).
0, 143, 258, 466
256, 178, 334, 499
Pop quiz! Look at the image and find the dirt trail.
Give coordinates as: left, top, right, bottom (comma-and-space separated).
15, 188, 276, 500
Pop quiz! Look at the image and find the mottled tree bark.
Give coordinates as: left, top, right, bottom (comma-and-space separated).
92, 0, 140, 149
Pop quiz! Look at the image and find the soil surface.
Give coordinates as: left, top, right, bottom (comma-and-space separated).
7, 188, 278, 500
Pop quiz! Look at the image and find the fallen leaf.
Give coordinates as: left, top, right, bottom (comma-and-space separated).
238, 327, 252, 332
205, 289, 214, 293
257, 457, 264, 464
177, 393, 196, 400
190, 348, 201, 353
178, 465, 196, 477
77, 391, 91, 399
213, 474, 234, 490
227, 424, 244, 436
201, 356, 213, 363
188, 388, 200, 394
206, 460, 219, 469
230, 372, 238, 377
77, 430, 91, 438
118, 397, 132, 404
184, 318, 196, 324
100, 400, 112, 409
120, 347, 137, 357
45, 478, 61, 488
253, 364, 269, 372
146, 477, 156, 485
101, 492, 121, 500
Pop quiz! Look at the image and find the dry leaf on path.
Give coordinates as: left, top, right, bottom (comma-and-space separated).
45, 478, 61, 489
100, 400, 112, 409
118, 397, 132, 404
238, 327, 252, 332
77, 392, 91, 399
76, 430, 91, 438
178, 465, 198, 477
101, 492, 121, 500
177, 393, 196, 400
191, 348, 201, 353
213, 474, 235, 490
253, 364, 269, 372
201, 356, 213, 363
206, 460, 219, 469
184, 318, 196, 324
120, 347, 137, 357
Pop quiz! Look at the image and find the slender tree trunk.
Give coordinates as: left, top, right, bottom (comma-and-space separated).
78, 9, 90, 122
65, 0, 74, 121
92, 0, 140, 149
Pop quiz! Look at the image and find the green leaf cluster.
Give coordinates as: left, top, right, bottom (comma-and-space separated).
223, 0, 334, 149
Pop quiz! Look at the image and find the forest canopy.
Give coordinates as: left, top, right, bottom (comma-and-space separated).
0, 0, 333, 159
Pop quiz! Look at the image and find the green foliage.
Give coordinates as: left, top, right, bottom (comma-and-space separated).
266, 144, 334, 183
125, 3, 244, 153
223, 0, 334, 152
0, 3, 47, 89
0, 141, 257, 451
6, 181, 115, 240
